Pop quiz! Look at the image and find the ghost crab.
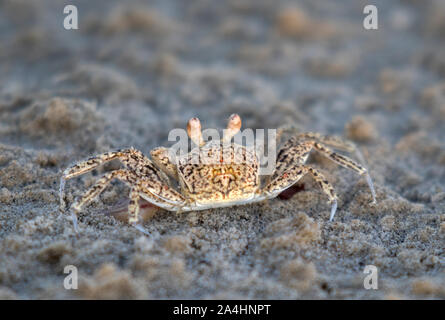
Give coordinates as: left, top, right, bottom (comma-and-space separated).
60, 114, 376, 235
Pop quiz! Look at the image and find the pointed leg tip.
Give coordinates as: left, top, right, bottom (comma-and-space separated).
132, 223, 151, 236
364, 173, 377, 202
70, 211, 79, 233
329, 199, 338, 221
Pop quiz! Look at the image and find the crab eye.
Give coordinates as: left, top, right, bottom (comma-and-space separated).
228, 114, 241, 128
187, 117, 204, 146
223, 114, 242, 143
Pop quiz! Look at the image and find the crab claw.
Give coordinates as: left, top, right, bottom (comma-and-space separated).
223, 114, 242, 142
187, 117, 204, 146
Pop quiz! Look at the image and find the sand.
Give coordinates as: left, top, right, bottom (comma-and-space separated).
0, 0, 444, 299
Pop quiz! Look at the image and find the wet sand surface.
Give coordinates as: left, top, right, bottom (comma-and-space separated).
0, 0, 444, 299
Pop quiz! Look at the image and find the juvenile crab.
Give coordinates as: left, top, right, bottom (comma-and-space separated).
60, 114, 376, 234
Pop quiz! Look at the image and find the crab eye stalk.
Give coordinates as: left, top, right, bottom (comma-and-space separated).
187, 117, 204, 146
223, 113, 242, 142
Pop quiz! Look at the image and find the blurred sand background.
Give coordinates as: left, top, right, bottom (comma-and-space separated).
0, 0, 444, 299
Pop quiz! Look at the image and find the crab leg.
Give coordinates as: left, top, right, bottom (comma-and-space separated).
150, 147, 178, 180
60, 150, 122, 211
264, 165, 338, 220
296, 132, 371, 174
273, 134, 377, 204
297, 132, 356, 151
277, 128, 354, 151
69, 169, 135, 232
127, 187, 153, 235
312, 142, 376, 203
61, 145, 188, 232
137, 183, 186, 211
66, 168, 186, 233
61, 150, 126, 179
59, 148, 147, 211
277, 129, 368, 164
273, 140, 313, 178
